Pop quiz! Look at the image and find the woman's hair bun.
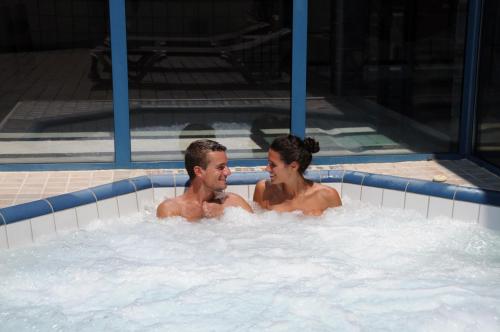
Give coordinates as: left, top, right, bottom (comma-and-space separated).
303, 137, 320, 154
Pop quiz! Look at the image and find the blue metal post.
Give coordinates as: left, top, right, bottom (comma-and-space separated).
109, 0, 131, 166
291, 0, 308, 139
459, 0, 483, 156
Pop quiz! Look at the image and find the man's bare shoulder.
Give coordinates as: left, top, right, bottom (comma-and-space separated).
156, 197, 183, 218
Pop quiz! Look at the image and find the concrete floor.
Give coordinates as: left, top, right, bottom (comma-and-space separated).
1, 159, 499, 209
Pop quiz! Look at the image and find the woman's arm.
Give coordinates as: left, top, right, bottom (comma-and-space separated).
224, 193, 254, 213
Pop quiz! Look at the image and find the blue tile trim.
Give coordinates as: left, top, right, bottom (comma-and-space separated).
304, 170, 321, 182
1, 172, 500, 229
318, 170, 330, 181
150, 174, 175, 187
343, 171, 366, 185
362, 174, 409, 192
46, 190, 97, 213
0, 200, 53, 224
406, 179, 457, 200
175, 174, 190, 188
322, 170, 344, 183
43, 199, 55, 214
228, 172, 268, 185
90, 179, 136, 201
454, 186, 500, 206
129, 176, 153, 191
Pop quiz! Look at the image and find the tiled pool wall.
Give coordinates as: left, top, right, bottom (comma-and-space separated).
1, 170, 500, 249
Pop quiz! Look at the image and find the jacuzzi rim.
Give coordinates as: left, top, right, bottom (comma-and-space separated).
1, 170, 499, 226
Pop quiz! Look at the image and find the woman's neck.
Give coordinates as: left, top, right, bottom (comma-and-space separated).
282, 175, 309, 198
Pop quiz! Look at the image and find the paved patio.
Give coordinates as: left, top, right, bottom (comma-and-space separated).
1, 159, 499, 209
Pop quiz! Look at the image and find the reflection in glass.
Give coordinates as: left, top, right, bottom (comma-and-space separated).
475, 0, 500, 168
0, 0, 114, 163
117, 0, 292, 161
306, 0, 467, 156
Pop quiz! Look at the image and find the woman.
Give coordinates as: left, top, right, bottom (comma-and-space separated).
253, 135, 342, 215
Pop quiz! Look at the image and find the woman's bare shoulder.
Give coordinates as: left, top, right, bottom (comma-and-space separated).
254, 179, 281, 208
225, 192, 254, 212
253, 179, 267, 204
255, 179, 275, 190
310, 183, 342, 207
254, 179, 276, 196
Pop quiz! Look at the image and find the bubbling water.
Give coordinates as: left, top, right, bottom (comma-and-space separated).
1, 201, 500, 331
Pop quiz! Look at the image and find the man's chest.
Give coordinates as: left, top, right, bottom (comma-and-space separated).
180, 204, 204, 220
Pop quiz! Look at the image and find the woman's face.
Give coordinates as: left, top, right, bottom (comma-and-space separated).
266, 149, 294, 184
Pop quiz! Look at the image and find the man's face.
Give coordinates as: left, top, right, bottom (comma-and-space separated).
200, 151, 231, 191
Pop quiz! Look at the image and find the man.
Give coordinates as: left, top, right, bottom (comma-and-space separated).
156, 139, 253, 221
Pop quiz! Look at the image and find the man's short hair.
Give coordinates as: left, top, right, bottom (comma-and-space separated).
185, 139, 227, 180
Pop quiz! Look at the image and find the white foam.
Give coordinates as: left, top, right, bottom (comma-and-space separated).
1, 201, 500, 331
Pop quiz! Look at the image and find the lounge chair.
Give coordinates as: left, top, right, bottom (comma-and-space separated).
138, 28, 290, 55
90, 28, 291, 83
89, 21, 270, 81
126, 21, 270, 47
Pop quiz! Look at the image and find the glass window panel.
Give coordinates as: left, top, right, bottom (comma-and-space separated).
123, 0, 292, 161
306, 0, 467, 156
0, 0, 115, 163
475, 0, 500, 168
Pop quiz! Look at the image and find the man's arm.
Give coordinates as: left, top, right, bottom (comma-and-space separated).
156, 199, 182, 218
